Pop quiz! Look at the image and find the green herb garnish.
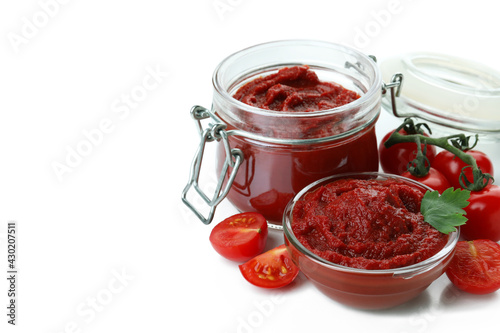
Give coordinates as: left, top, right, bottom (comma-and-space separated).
421, 188, 471, 234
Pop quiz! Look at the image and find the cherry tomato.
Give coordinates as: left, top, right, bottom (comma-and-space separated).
379, 129, 436, 175
446, 239, 500, 294
401, 167, 451, 194
209, 212, 268, 262
239, 244, 299, 289
460, 184, 500, 242
432, 150, 494, 189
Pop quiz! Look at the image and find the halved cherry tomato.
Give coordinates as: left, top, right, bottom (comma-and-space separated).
461, 184, 500, 242
239, 244, 299, 289
432, 149, 494, 189
379, 129, 436, 175
209, 212, 268, 262
446, 239, 500, 294
401, 167, 451, 194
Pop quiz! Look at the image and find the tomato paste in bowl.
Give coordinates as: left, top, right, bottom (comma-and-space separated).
212, 40, 382, 226
283, 172, 459, 309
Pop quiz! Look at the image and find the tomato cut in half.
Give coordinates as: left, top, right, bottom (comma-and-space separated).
209, 212, 268, 262
239, 244, 299, 289
446, 239, 500, 295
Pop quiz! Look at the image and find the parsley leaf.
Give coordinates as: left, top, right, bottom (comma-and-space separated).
420, 188, 471, 234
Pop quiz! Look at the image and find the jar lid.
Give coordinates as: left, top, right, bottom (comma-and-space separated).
380, 52, 500, 141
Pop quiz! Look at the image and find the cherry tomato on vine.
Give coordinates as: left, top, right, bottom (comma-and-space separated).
379, 129, 436, 175
446, 239, 500, 294
209, 212, 268, 262
432, 150, 494, 189
239, 244, 299, 289
401, 167, 451, 194
460, 184, 500, 242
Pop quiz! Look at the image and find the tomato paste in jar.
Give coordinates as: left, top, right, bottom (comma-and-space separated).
216, 66, 378, 223
233, 65, 360, 112
291, 178, 448, 269
211, 41, 383, 226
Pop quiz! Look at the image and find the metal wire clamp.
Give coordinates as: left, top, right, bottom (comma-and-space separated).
181, 105, 243, 224
382, 73, 404, 117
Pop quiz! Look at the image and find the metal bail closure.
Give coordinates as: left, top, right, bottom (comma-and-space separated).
182, 105, 243, 225
368, 55, 404, 117
382, 72, 404, 117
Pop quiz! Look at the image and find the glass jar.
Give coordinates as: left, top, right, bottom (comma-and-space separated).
183, 40, 388, 226
380, 52, 500, 142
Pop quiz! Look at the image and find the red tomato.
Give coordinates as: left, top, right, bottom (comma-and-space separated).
432, 150, 494, 189
239, 244, 299, 289
379, 129, 436, 175
446, 239, 500, 294
209, 212, 268, 262
401, 167, 451, 194
461, 184, 500, 242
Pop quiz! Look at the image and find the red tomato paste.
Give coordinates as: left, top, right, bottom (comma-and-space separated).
233, 65, 360, 112
218, 66, 379, 224
291, 179, 448, 269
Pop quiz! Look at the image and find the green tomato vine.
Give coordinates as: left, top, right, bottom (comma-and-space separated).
384, 118, 494, 192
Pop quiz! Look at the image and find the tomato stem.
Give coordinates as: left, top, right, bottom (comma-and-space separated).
385, 118, 493, 191
405, 135, 432, 177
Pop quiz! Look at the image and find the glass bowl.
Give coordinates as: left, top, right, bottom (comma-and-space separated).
283, 172, 459, 310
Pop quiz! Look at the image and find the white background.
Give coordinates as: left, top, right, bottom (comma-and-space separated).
1, 1, 499, 332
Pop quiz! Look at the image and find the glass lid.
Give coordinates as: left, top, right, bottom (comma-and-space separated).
380, 52, 500, 142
